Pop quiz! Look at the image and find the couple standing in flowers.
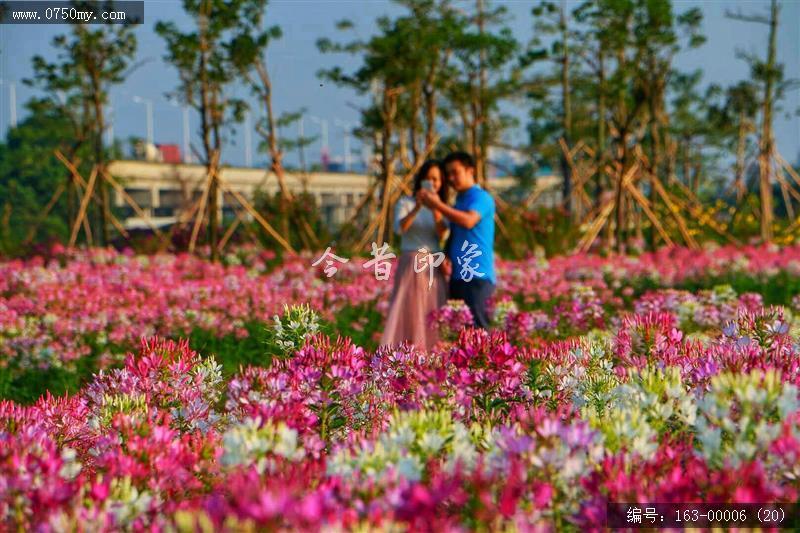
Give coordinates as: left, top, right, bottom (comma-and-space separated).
381, 151, 496, 351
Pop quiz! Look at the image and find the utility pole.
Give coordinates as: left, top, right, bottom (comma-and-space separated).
309, 115, 329, 167
244, 109, 253, 167
334, 119, 353, 171
298, 116, 307, 172
183, 105, 191, 163
133, 95, 154, 146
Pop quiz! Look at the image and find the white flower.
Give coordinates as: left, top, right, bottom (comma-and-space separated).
395, 456, 422, 481
419, 432, 445, 455
58, 447, 82, 480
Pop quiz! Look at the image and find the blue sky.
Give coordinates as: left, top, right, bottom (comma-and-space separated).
1, 0, 799, 168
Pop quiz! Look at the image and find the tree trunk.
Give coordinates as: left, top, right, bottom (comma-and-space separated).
614, 173, 626, 254
469, 96, 482, 185
614, 126, 630, 255
377, 87, 398, 246
759, 0, 778, 242
665, 138, 677, 184
560, 0, 572, 219
67, 176, 76, 239
198, 18, 219, 261
90, 72, 110, 247
692, 160, 702, 194
735, 113, 747, 201
595, 50, 606, 210
682, 141, 691, 188
255, 63, 293, 204
409, 81, 422, 164
209, 90, 222, 261
255, 62, 294, 248
476, 0, 489, 184
422, 51, 442, 155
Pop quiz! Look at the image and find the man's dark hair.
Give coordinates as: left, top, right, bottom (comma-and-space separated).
443, 151, 475, 170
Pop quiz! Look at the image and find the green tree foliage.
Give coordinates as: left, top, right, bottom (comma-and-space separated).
156, 0, 249, 260
446, 0, 520, 184
23, 0, 136, 246
225, 0, 323, 251
0, 101, 95, 255
727, 0, 798, 241
317, 0, 460, 246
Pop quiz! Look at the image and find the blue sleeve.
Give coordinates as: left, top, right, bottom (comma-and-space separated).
469, 190, 494, 222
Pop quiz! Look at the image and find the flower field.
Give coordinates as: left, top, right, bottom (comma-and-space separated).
2, 244, 800, 530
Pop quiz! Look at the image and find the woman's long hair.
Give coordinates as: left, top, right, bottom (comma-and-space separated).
412, 159, 449, 205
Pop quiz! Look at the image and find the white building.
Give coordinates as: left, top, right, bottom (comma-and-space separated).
107, 160, 562, 229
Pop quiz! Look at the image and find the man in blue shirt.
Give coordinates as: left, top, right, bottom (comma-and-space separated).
417, 151, 496, 329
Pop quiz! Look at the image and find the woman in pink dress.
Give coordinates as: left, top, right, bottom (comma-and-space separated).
381, 160, 450, 351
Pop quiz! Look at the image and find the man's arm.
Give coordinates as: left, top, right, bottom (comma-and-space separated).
417, 190, 481, 229
436, 203, 481, 229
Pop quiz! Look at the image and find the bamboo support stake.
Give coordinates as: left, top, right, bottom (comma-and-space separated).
216, 197, 267, 253
187, 150, 225, 254
494, 211, 524, 258
522, 187, 545, 210
220, 197, 259, 251
579, 199, 604, 227
57, 150, 160, 244
216, 173, 296, 255
783, 210, 800, 234
647, 172, 699, 249
559, 138, 593, 213
776, 170, 796, 220
72, 180, 94, 246
156, 194, 205, 253
23, 182, 66, 245
576, 169, 626, 252
53, 151, 96, 244
218, 217, 241, 253
355, 140, 438, 252
101, 170, 167, 244
343, 180, 379, 228
357, 166, 418, 251
776, 169, 800, 204
777, 153, 800, 191
188, 169, 214, 254
623, 179, 673, 246
671, 195, 741, 245
669, 168, 716, 213
180, 195, 204, 225
299, 216, 320, 249
577, 200, 614, 253
577, 163, 640, 253
66, 169, 129, 239
375, 175, 394, 249
107, 212, 130, 239
670, 167, 743, 243
69, 166, 98, 247
774, 156, 800, 204
572, 167, 597, 201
